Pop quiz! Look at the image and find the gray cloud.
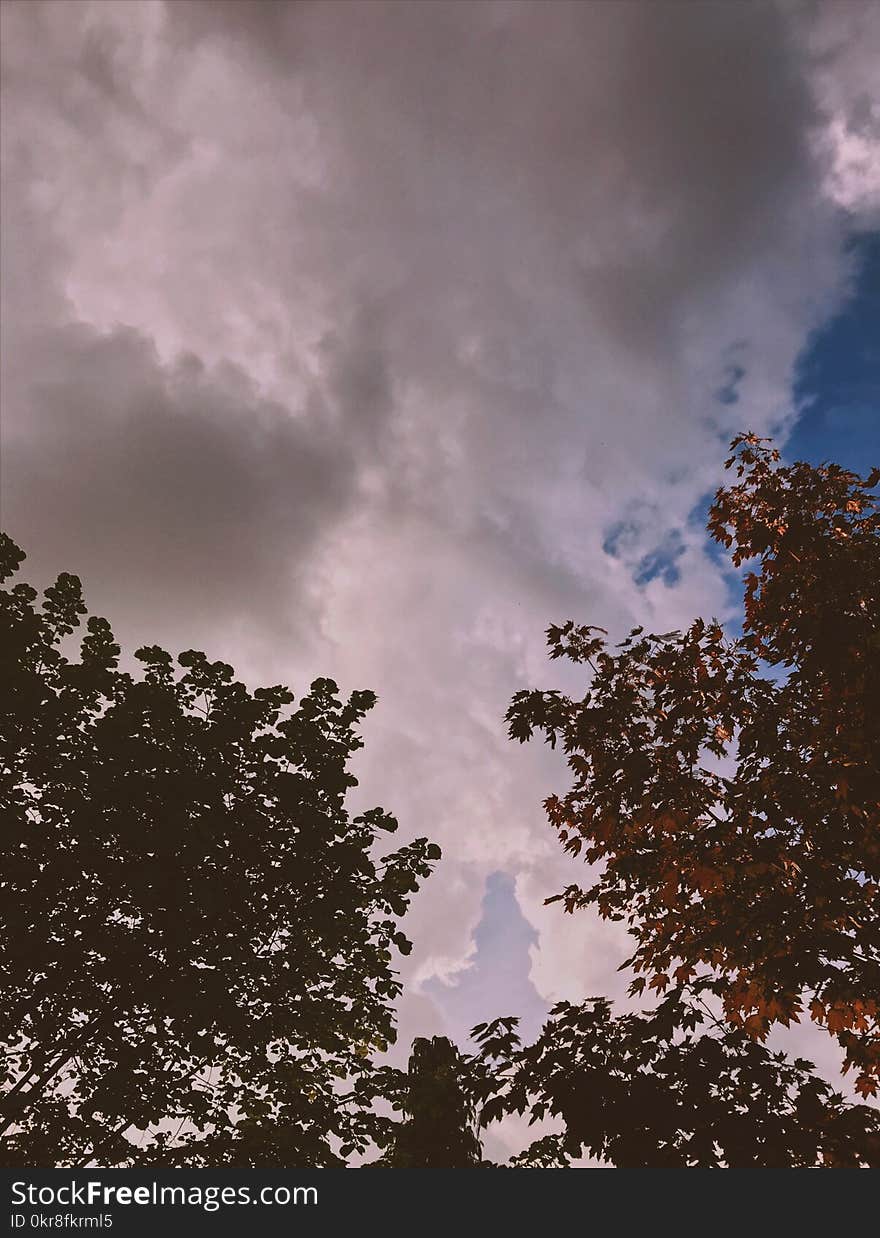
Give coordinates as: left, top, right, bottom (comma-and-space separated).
2, 320, 387, 652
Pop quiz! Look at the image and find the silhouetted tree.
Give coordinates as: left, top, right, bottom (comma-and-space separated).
377, 1037, 482, 1167
507, 436, 879, 1097
474, 995, 880, 1167
0, 533, 440, 1167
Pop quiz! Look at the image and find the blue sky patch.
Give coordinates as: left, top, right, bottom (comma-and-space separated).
633, 529, 686, 587
603, 518, 687, 589
786, 230, 880, 472
422, 871, 547, 1048
602, 518, 638, 558
716, 361, 746, 406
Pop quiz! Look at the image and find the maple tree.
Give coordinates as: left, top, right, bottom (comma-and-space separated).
0, 532, 439, 1167
506, 435, 879, 1099
473, 991, 880, 1167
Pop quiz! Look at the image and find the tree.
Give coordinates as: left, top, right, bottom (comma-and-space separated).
0, 533, 440, 1167
506, 435, 879, 1099
373, 1036, 483, 1167
474, 994, 880, 1167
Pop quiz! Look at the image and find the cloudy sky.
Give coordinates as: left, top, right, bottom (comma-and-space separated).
2, 0, 878, 1150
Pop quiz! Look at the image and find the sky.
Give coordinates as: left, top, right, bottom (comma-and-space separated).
1, 0, 878, 1155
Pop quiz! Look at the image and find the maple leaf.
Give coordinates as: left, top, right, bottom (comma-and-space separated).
855, 1075, 878, 1099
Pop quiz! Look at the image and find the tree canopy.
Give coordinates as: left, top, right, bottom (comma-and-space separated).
0, 532, 439, 1167
503, 434, 879, 1129
372, 1036, 483, 1167
473, 991, 880, 1167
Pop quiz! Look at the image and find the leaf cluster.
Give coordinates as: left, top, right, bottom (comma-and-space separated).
506, 436, 880, 1096
0, 534, 440, 1166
